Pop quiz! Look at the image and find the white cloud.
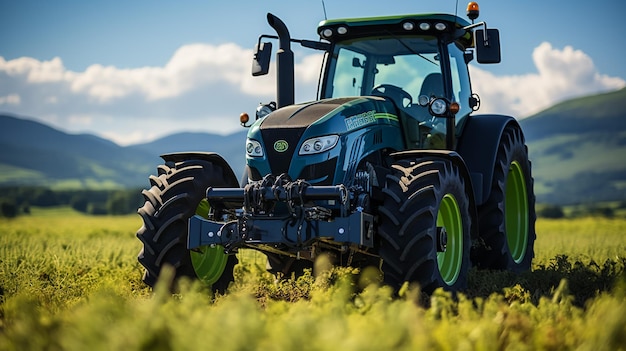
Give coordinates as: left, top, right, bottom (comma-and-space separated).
0, 93, 21, 105
1, 43, 277, 105
100, 129, 159, 146
67, 43, 278, 102
67, 114, 94, 126
0, 43, 284, 144
295, 53, 324, 101
0, 41, 623, 145
469, 42, 626, 118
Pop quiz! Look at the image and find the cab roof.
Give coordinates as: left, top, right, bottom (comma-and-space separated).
317, 13, 472, 43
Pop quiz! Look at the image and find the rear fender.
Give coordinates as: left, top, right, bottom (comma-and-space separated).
455, 114, 518, 206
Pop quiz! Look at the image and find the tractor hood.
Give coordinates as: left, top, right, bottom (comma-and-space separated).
246, 96, 401, 181
259, 96, 397, 131
259, 97, 363, 130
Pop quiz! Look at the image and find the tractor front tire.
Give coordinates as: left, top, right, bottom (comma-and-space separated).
474, 124, 536, 272
136, 158, 238, 292
378, 157, 472, 293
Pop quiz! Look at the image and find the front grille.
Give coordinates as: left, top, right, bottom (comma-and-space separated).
261, 127, 305, 175
297, 157, 338, 185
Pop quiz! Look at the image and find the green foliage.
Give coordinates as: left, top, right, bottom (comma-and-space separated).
1, 215, 625, 350
86, 202, 108, 215
69, 194, 89, 212
0, 200, 18, 218
537, 204, 565, 219
106, 190, 143, 215
0, 186, 143, 216
570, 204, 615, 218
538, 202, 626, 219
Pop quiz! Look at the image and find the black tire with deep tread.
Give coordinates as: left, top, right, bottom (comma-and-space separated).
473, 124, 536, 272
136, 158, 239, 292
378, 157, 472, 293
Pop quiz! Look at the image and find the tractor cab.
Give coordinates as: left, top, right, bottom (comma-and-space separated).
250, 4, 501, 151
318, 26, 473, 149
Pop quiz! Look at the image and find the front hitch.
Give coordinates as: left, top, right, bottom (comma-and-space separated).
187, 175, 374, 252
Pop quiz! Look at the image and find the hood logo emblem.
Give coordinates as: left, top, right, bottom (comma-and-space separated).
274, 140, 289, 152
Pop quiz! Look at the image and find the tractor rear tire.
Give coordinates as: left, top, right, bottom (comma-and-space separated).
136, 158, 238, 292
378, 157, 472, 293
473, 124, 536, 272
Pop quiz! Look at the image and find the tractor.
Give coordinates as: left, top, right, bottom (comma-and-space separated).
136, 2, 536, 294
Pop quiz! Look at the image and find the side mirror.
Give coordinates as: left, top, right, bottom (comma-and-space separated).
252, 42, 272, 76
474, 28, 501, 64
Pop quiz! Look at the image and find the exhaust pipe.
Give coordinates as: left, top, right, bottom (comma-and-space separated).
267, 13, 295, 108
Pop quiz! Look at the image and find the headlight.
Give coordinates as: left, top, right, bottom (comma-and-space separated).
246, 139, 264, 157
299, 135, 339, 155
429, 98, 448, 116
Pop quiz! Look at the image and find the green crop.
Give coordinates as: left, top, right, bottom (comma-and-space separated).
1, 207, 625, 350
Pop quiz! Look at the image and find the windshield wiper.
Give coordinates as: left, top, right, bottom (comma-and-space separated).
385, 30, 439, 66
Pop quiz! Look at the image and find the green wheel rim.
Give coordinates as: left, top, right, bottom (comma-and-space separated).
436, 193, 463, 285
505, 161, 529, 263
190, 199, 228, 285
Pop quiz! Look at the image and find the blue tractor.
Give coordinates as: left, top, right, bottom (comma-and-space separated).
137, 2, 535, 293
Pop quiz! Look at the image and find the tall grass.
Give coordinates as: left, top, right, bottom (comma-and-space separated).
0, 208, 149, 311
1, 210, 625, 350
534, 217, 626, 263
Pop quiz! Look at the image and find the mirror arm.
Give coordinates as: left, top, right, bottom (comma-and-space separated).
297, 39, 330, 51
256, 35, 330, 52
463, 21, 489, 46
256, 34, 278, 49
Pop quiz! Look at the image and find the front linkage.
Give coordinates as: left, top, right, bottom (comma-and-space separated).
188, 174, 375, 257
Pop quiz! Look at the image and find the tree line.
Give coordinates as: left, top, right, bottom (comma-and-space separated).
0, 186, 144, 218
1, 186, 624, 219
536, 202, 625, 219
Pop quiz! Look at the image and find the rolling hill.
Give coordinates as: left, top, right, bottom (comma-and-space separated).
1, 87, 625, 204
0, 115, 247, 189
519, 88, 626, 204
0, 115, 156, 189
128, 131, 247, 175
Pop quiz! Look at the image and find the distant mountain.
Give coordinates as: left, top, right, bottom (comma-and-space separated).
1, 88, 625, 204
0, 115, 246, 189
128, 131, 248, 176
519, 88, 626, 204
0, 115, 157, 188
520, 88, 626, 141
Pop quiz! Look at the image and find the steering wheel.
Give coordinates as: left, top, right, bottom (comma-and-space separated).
371, 84, 413, 108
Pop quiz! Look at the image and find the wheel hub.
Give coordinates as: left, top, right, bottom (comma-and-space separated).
437, 226, 447, 252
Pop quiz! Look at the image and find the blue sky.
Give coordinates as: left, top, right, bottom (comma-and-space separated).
1, 0, 624, 145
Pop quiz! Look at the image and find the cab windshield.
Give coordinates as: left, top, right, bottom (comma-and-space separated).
321, 36, 472, 149
322, 36, 442, 101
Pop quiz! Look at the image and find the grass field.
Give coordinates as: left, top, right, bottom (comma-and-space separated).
1, 207, 625, 350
